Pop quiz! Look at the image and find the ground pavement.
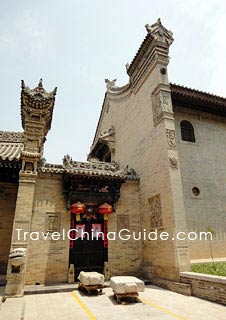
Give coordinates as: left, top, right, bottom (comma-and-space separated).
0, 285, 226, 320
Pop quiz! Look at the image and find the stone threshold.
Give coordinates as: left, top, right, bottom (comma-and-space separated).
24, 282, 80, 295
24, 279, 152, 295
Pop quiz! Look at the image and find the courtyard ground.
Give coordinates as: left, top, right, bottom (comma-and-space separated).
0, 285, 226, 320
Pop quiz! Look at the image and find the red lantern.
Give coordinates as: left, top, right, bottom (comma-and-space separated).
71, 202, 86, 221
98, 203, 113, 220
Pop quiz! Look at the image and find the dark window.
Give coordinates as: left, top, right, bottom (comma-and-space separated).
96, 144, 111, 163
192, 187, 200, 197
180, 120, 195, 142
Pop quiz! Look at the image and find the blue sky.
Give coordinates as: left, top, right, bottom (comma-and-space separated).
1, 0, 226, 163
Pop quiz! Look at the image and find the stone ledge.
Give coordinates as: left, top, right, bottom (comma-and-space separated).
151, 277, 192, 296
180, 272, 226, 305
180, 272, 226, 284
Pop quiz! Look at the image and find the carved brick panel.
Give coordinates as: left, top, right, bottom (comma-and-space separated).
169, 157, 178, 170
148, 194, 162, 228
166, 129, 176, 149
46, 213, 60, 232
117, 215, 130, 232
152, 89, 173, 126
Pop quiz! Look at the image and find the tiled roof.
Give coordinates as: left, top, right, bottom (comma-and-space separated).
39, 157, 139, 181
0, 131, 24, 161
0, 131, 24, 143
170, 83, 226, 116
0, 143, 23, 161
40, 162, 126, 179
127, 32, 153, 77
170, 83, 226, 105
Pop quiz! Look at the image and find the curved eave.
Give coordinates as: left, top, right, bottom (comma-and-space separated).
64, 170, 125, 180
0, 143, 24, 161
89, 138, 108, 160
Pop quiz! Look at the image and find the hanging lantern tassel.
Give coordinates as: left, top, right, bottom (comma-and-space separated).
76, 214, 81, 222
104, 220, 108, 248
71, 202, 86, 222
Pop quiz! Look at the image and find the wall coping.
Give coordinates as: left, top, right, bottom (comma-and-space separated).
180, 272, 226, 284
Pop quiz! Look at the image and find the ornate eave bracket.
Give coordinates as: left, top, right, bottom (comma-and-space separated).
61, 155, 139, 211
88, 126, 115, 161
99, 126, 115, 152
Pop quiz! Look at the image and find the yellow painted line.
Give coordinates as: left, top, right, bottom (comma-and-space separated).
71, 291, 96, 320
140, 298, 187, 320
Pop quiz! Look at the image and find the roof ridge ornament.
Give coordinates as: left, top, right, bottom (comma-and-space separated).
21, 79, 57, 98
105, 78, 117, 91
38, 78, 43, 88
99, 126, 115, 138
145, 18, 173, 46
125, 63, 130, 71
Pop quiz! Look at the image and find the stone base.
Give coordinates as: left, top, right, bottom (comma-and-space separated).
151, 277, 192, 296
104, 262, 111, 281
68, 264, 74, 284
5, 273, 25, 297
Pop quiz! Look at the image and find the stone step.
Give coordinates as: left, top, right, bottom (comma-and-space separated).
24, 279, 152, 295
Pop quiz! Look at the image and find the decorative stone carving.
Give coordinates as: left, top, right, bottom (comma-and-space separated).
63, 154, 73, 168
152, 89, 173, 126
63, 154, 121, 173
21, 151, 41, 158
24, 162, 34, 172
5, 248, 27, 296
126, 167, 138, 180
46, 213, 59, 232
111, 160, 120, 171
148, 194, 162, 228
120, 165, 138, 181
38, 157, 46, 168
21, 79, 57, 157
169, 157, 178, 170
145, 18, 174, 46
105, 78, 117, 90
99, 126, 115, 138
125, 63, 130, 71
166, 129, 176, 149
156, 91, 172, 112
21, 79, 57, 108
9, 248, 26, 269
117, 215, 130, 232
106, 102, 110, 113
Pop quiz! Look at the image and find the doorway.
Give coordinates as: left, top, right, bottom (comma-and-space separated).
69, 209, 107, 280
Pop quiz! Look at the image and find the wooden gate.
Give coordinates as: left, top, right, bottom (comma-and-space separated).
69, 213, 107, 280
